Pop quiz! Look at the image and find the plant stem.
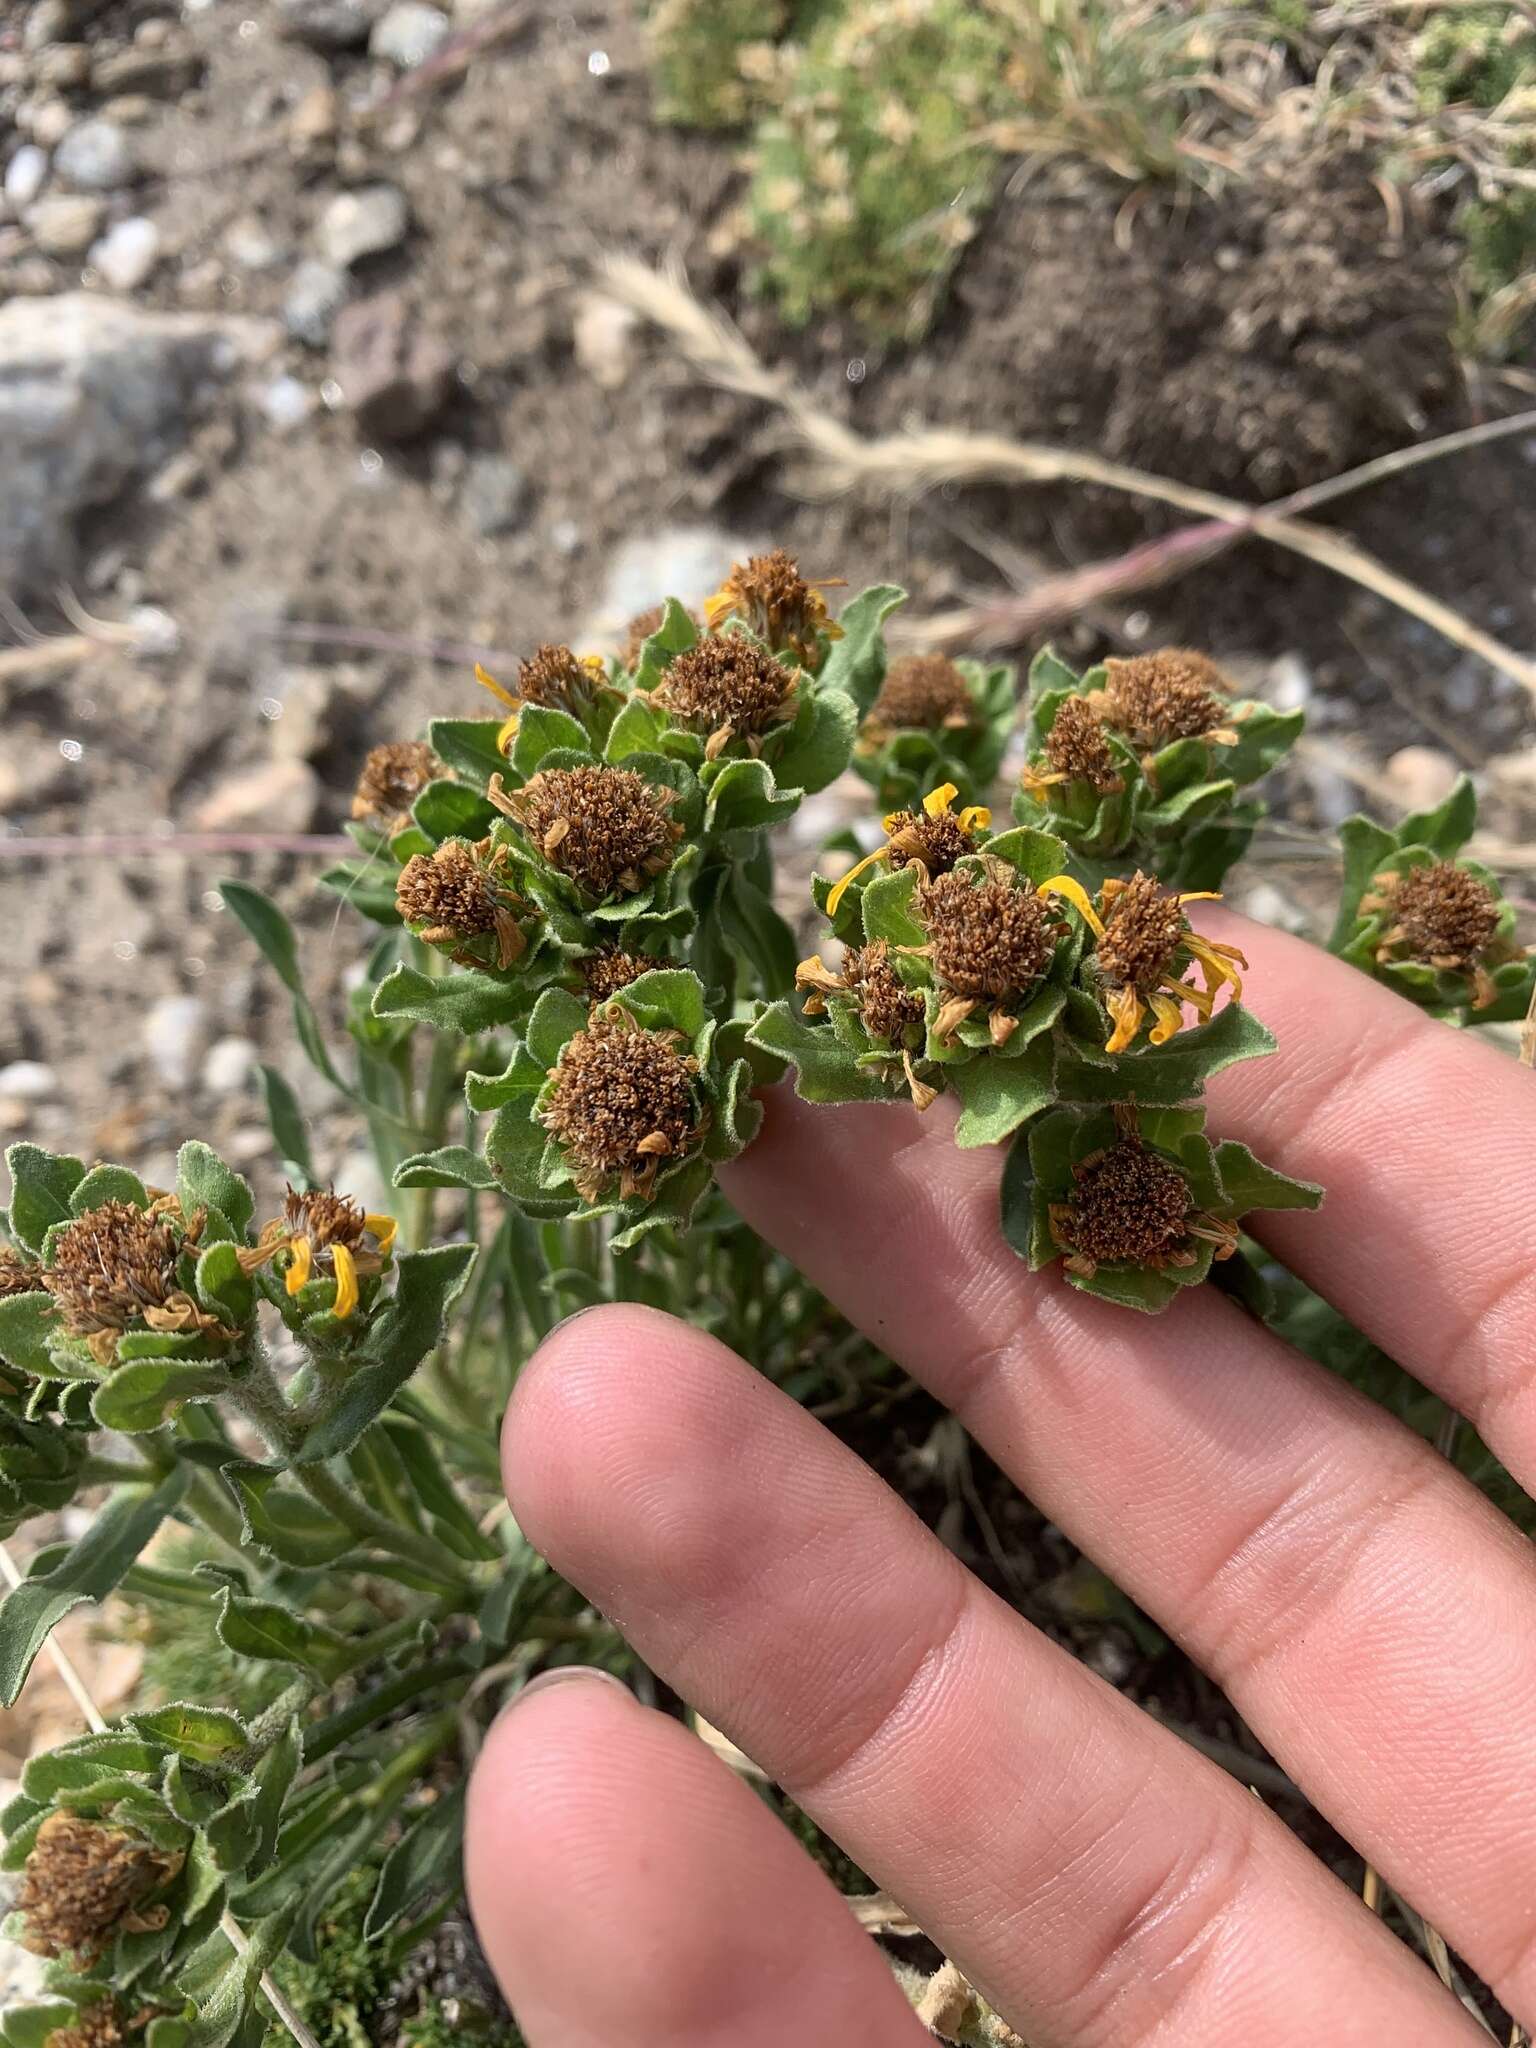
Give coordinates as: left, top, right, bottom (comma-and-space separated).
303, 1653, 472, 1766
296, 1461, 471, 1590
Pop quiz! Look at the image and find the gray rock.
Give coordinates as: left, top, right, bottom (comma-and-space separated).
23, 0, 73, 49
194, 757, 320, 834
31, 42, 91, 89
54, 117, 136, 192
26, 101, 75, 150
461, 451, 528, 536
4, 145, 49, 213
25, 190, 103, 254
283, 257, 349, 347
143, 994, 209, 1091
201, 1035, 258, 1097
0, 293, 278, 595
277, 0, 379, 49
330, 289, 453, 440
224, 213, 288, 272
259, 373, 313, 432
369, 1, 450, 67
89, 215, 160, 291
0, 1060, 60, 1102
315, 182, 409, 269
89, 41, 203, 97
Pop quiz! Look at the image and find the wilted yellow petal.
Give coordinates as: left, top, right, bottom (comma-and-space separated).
826, 847, 888, 915
921, 782, 960, 819
365, 1213, 398, 1255
475, 662, 518, 709
332, 1243, 359, 1320
1104, 985, 1144, 1054
1147, 992, 1185, 1045
1037, 874, 1105, 939
284, 1237, 312, 1296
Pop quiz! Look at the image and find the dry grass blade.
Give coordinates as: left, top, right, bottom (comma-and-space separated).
846, 1891, 924, 1938
1520, 977, 1536, 1069
601, 256, 1536, 700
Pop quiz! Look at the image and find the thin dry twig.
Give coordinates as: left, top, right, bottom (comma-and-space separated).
0, 834, 348, 860
601, 256, 1536, 699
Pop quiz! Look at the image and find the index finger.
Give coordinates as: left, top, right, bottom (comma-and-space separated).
1195, 908, 1536, 1477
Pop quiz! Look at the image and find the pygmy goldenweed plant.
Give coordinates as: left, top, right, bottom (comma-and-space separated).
1, 546, 1530, 2042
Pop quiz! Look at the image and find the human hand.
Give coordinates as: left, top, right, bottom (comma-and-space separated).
465, 910, 1536, 2047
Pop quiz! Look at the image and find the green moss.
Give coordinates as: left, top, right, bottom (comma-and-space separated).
401, 2003, 524, 2048
265, 1865, 392, 2048
1414, 5, 1533, 112
646, 0, 787, 129
747, 0, 1010, 334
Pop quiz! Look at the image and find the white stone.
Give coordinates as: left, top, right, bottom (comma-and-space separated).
315, 183, 409, 269
0, 1059, 59, 1101
369, 1, 450, 67
260, 373, 313, 432
202, 1035, 258, 1096
144, 994, 210, 1090
1383, 744, 1459, 815
89, 215, 161, 291
1265, 651, 1311, 714
54, 117, 136, 191
4, 144, 49, 213
25, 190, 103, 254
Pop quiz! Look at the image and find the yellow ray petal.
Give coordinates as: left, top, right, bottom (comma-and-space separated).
1104, 984, 1144, 1054
365, 1213, 398, 1255
827, 847, 889, 915
475, 662, 518, 710
1147, 992, 1185, 1045
922, 782, 960, 818
1188, 935, 1243, 1002
1174, 891, 1221, 906
284, 1236, 312, 1296
331, 1242, 359, 1320
959, 806, 992, 833
1037, 874, 1106, 938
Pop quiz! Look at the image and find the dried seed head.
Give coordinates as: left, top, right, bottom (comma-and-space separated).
621, 604, 697, 672
505, 766, 682, 900
0, 1245, 39, 1298
17, 1813, 180, 1964
396, 839, 501, 940
918, 864, 1060, 1001
705, 547, 836, 665
883, 803, 977, 880
869, 654, 974, 732
516, 643, 608, 718
45, 1203, 181, 1344
1099, 650, 1232, 749
1043, 696, 1119, 791
45, 2001, 131, 2048
1385, 860, 1501, 968
1063, 1140, 1192, 1267
843, 940, 924, 1043
351, 740, 440, 831
579, 946, 668, 1002
652, 633, 798, 751
281, 1186, 366, 1252
1094, 872, 1187, 990
541, 1010, 701, 1201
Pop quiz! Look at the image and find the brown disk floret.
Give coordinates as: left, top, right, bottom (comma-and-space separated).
1061, 1140, 1193, 1270
351, 740, 440, 831
46, 2002, 135, 2048
500, 766, 682, 900
517, 643, 604, 715
17, 1813, 181, 1964
281, 1187, 366, 1254
0, 1244, 39, 1297
843, 941, 924, 1043
869, 654, 974, 732
919, 863, 1059, 1003
1094, 872, 1187, 991
1384, 861, 1500, 968
541, 1010, 701, 1202
883, 804, 976, 880
652, 633, 798, 756
45, 1203, 182, 1350
1043, 696, 1120, 791
579, 946, 668, 1002
1098, 650, 1235, 750
395, 838, 526, 970
705, 547, 837, 666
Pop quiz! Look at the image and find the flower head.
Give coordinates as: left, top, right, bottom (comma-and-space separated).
1039, 870, 1246, 1053
866, 653, 974, 736
493, 765, 683, 902
16, 1812, 182, 1964
0, 1244, 39, 1298
45, 2001, 141, 2048
915, 855, 1066, 1046
703, 548, 843, 667
1021, 695, 1122, 800
239, 1188, 396, 1321
1363, 859, 1511, 1006
45, 1201, 223, 1368
796, 940, 932, 1106
476, 644, 612, 750
827, 784, 991, 915
395, 836, 528, 971
1094, 650, 1239, 754
540, 1008, 703, 1203
351, 740, 441, 833
1051, 1136, 1199, 1276
650, 632, 799, 759
578, 945, 669, 1002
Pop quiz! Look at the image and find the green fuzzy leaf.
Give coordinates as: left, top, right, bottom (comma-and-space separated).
1065, 1261, 1186, 1314
255, 1065, 316, 1190
508, 704, 591, 779
1, 2006, 81, 2048
195, 1243, 254, 1325
717, 870, 800, 999
1400, 773, 1477, 858
484, 1098, 558, 1205
0, 1465, 188, 1704
1137, 775, 1236, 833
364, 1780, 466, 1939
69, 1165, 148, 1214
464, 1042, 545, 1112
604, 967, 711, 1041
214, 1586, 346, 1677
127, 1704, 247, 1767
0, 1293, 59, 1378
1329, 813, 1397, 950
605, 694, 666, 760
630, 595, 700, 690
22, 1733, 166, 1799
226, 1470, 354, 1567
293, 1244, 478, 1463
372, 961, 527, 1036
525, 985, 588, 1068
772, 685, 858, 795
998, 1123, 1039, 1263
746, 1001, 899, 1105
426, 716, 507, 785
1055, 1001, 1276, 1105
411, 779, 496, 845
248, 1719, 301, 1873
1212, 1141, 1324, 1217
949, 1032, 1055, 1148
1027, 644, 1083, 703
860, 863, 928, 948
177, 1143, 255, 1238
220, 882, 350, 1099
5, 1146, 85, 1255
977, 824, 1072, 887
1222, 703, 1304, 787
817, 584, 906, 714
609, 1154, 715, 1252
92, 1361, 232, 1435
317, 856, 403, 926
393, 1146, 500, 1191
703, 754, 799, 835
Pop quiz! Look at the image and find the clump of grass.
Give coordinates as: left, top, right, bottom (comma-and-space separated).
645, 0, 787, 129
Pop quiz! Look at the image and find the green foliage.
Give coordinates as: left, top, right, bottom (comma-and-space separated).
645, 0, 786, 129
1414, 5, 1533, 113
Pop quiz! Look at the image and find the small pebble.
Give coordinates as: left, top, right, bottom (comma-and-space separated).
201, 1036, 258, 1097
143, 995, 210, 1091
4, 144, 49, 214
259, 374, 314, 432
461, 451, 528, 537
25, 190, 104, 255
369, 0, 450, 67
283, 257, 349, 346
0, 1060, 60, 1103
89, 215, 160, 291
315, 182, 409, 269
54, 117, 137, 192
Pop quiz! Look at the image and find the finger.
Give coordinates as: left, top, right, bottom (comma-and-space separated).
504, 1306, 1481, 2048
466, 1671, 927, 2048
721, 1092, 1536, 2022
1194, 907, 1536, 1481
